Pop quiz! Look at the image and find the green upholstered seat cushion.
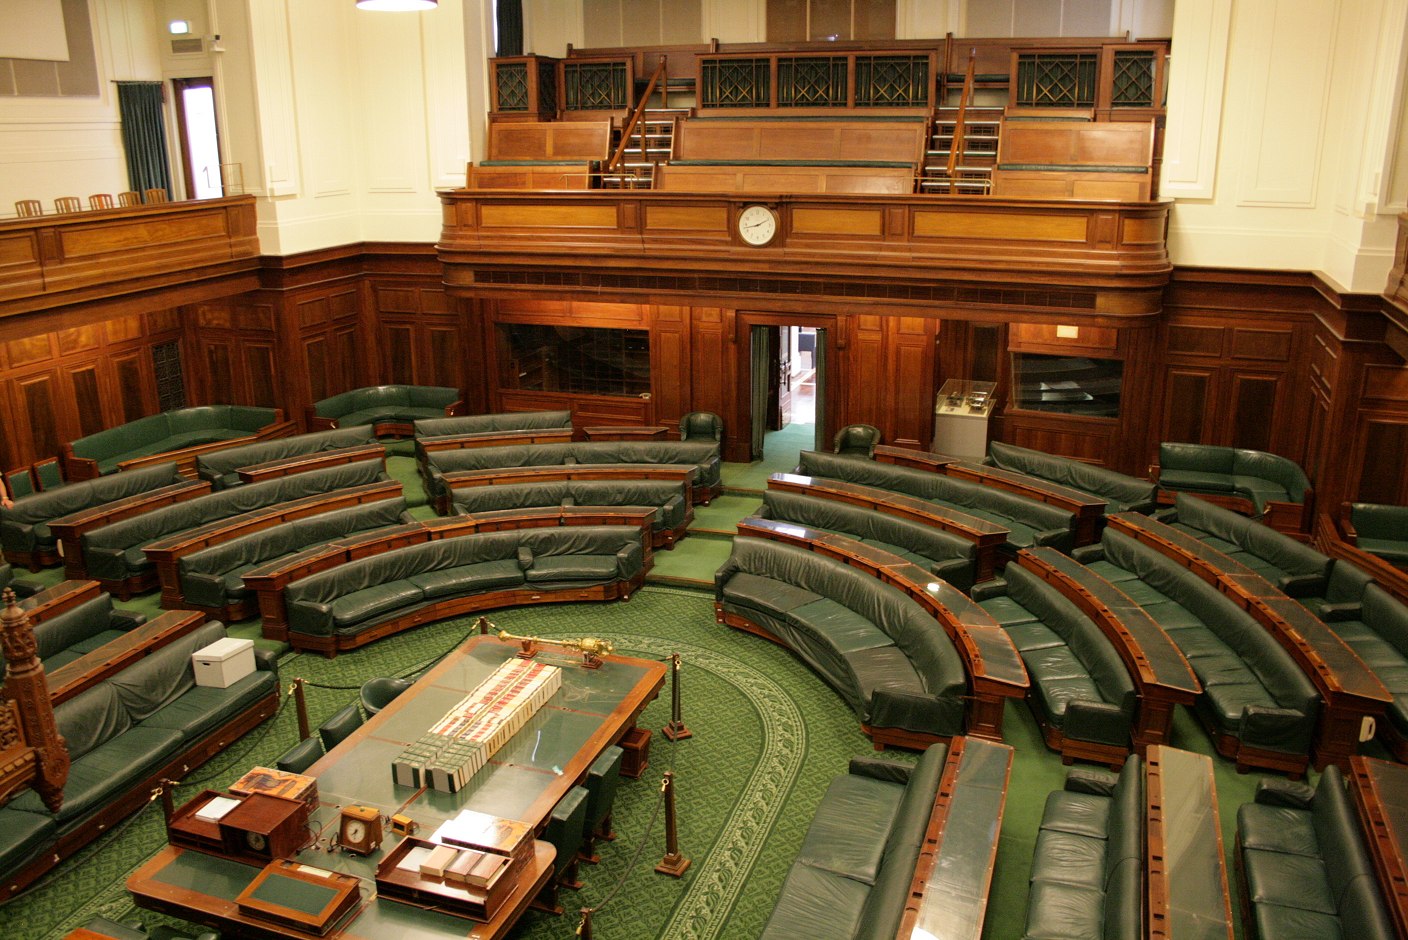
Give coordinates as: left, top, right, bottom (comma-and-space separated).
1024, 649, 1103, 721
1038, 790, 1111, 839
981, 595, 1040, 627
331, 582, 426, 627
792, 774, 905, 883
1237, 803, 1319, 856
12, 726, 185, 825
408, 561, 525, 599
1158, 468, 1234, 492
788, 598, 895, 654
141, 671, 277, 738
1242, 848, 1336, 914
721, 572, 823, 613
1028, 828, 1105, 889
340, 406, 446, 427
1358, 538, 1408, 562
1022, 880, 1104, 940
0, 807, 57, 876
1083, 560, 1139, 584
68, 628, 126, 655
525, 554, 620, 582
1253, 905, 1343, 940
1005, 622, 1065, 651
758, 862, 870, 940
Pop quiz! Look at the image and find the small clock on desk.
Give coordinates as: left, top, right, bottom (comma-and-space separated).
737, 204, 779, 247
338, 805, 383, 856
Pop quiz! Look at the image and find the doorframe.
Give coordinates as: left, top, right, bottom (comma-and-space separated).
737, 311, 839, 461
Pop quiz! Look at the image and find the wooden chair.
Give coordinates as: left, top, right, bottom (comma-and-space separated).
143, 188, 169, 204
15, 199, 42, 218
117, 191, 142, 207
88, 193, 115, 210
54, 196, 82, 214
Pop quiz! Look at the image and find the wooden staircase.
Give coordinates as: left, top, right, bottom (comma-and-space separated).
920, 106, 1002, 194
601, 108, 687, 189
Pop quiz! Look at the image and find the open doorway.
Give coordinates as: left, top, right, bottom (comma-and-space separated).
749, 323, 827, 470
172, 77, 223, 199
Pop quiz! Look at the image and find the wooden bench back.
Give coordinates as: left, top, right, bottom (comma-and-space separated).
992, 119, 1155, 200
672, 118, 925, 165
486, 120, 612, 162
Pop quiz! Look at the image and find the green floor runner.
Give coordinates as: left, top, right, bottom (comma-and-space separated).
689, 494, 761, 535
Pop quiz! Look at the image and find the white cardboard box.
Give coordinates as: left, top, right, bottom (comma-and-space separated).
193, 637, 255, 689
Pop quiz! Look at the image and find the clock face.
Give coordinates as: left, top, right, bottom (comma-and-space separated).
737, 205, 778, 246
246, 831, 268, 853
343, 820, 366, 846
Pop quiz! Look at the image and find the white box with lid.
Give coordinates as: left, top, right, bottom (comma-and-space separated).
192, 637, 255, 688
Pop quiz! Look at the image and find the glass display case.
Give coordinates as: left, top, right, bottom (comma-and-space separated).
932, 379, 997, 459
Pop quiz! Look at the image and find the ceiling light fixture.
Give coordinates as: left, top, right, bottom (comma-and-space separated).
356, 0, 437, 10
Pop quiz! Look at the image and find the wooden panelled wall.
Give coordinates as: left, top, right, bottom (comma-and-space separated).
2, 247, 1407, 517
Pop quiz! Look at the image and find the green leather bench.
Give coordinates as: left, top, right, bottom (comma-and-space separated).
414, 409, 573, 438
1302, 567, 1408, 761
14, 591, 146, 672
195, 425, 377, 489
1162, 493, 1333, 596
797, 450, 1078, 552
756, 488, 978, 590
1023, 757, 1143, 940
759, 742, 952, 939
61, 406, 287, 480
1342, 502, 1408, 565
423, 440, 723, 507
1, 462, 187, 569
1156, 442, 1312, 532
1074, 529, 1319, 774
988, 440, 1158, 514
0, 619, 279, 899
973, 563, 1136, 766
715, 536, 968, 743
178, 497, 413, 620
1236, 766, 1395, 939
309, 385, 462, 436
283, 525, 646, 653
451, 479, 690, 547
79, 460, 389, 596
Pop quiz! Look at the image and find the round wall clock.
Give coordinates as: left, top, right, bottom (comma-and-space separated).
737, 205, 779, 246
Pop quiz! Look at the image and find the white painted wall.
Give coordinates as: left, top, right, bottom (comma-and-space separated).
0, 0, 161, 214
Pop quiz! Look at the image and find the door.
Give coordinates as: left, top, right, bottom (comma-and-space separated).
172, 77, 224, 199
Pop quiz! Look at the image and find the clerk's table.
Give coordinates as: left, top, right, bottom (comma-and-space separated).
128, 635, 666, 939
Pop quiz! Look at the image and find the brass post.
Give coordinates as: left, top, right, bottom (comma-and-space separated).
577, 908, 593, 939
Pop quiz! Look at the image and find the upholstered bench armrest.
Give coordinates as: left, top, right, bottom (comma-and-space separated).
931, 557, 974, 587
1240, 705, 1310, 750
1, 519, 36, 553
1253, 777, 1315, 808
1064, 766, 1119, 797
847, 755, 915, 785
1063, 700, 1130, 746
1151, 507, 1179, 524
111, 609, 147, 631
83, 545, 130, 581
1317, 602, 1362, 622
868, 688, 960, 735
1070, 544, 1105, 564
615, 542, 644, 576
1278, 572, 1327, 598
1032, 528, 1076, 551
968, 578, 1008, 601
254, 648, 279, 673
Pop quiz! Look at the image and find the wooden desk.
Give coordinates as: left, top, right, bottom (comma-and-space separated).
1145, 746, 1234, 939
130, 636, 664, 938
1348, 756, 1408, 940
44, 610, 205, 705
580, 425, 671, 441
46, 480, 212, 578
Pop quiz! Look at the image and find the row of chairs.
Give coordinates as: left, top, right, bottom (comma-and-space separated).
14, 189, 169, 217
3, 457, 63, 501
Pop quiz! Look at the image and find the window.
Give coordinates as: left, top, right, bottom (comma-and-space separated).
497, 324, 650, 397
1012, 353, 1123, 417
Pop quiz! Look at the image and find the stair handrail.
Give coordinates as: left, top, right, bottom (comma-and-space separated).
946, 48, 976, 179
609, 58, 668, 175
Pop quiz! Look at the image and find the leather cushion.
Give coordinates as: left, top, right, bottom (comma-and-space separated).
1158, 468, 1234, 492
1242, 848, 1335, 913
331, 582, 426, 626
141, 671, 276, 738
793, 774, 904, 883
1022, 880, 1104, 940
1028, 829, 1105, 889
721, 572, 822, 613
525, 554, 619, 582
758, 862, 869, 940
980, 595, 1039, 627
1040, 790, 1111, 839
13, 726, 185, 825
1252, 905, 1343, 940
0, 807, 57, 875
1238, 803, 1318, 856
409, 561, 524, 598
789, 598, 894, 654
1005, 621, 1064, 652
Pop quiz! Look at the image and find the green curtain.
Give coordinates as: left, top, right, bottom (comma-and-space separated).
496, 0, 523, 57
813, 329, 827, 452
116, 81, 172, 198
750, 325, 770, 460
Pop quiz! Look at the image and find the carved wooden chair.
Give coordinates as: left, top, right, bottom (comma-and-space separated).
117, 191, 143, 207
54, 196, 82, 214
89, 193, 115, 210
143, 188, 170, 204
15, 199, 43, 217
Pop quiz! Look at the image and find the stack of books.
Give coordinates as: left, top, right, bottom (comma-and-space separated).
392, 658, 561, 793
